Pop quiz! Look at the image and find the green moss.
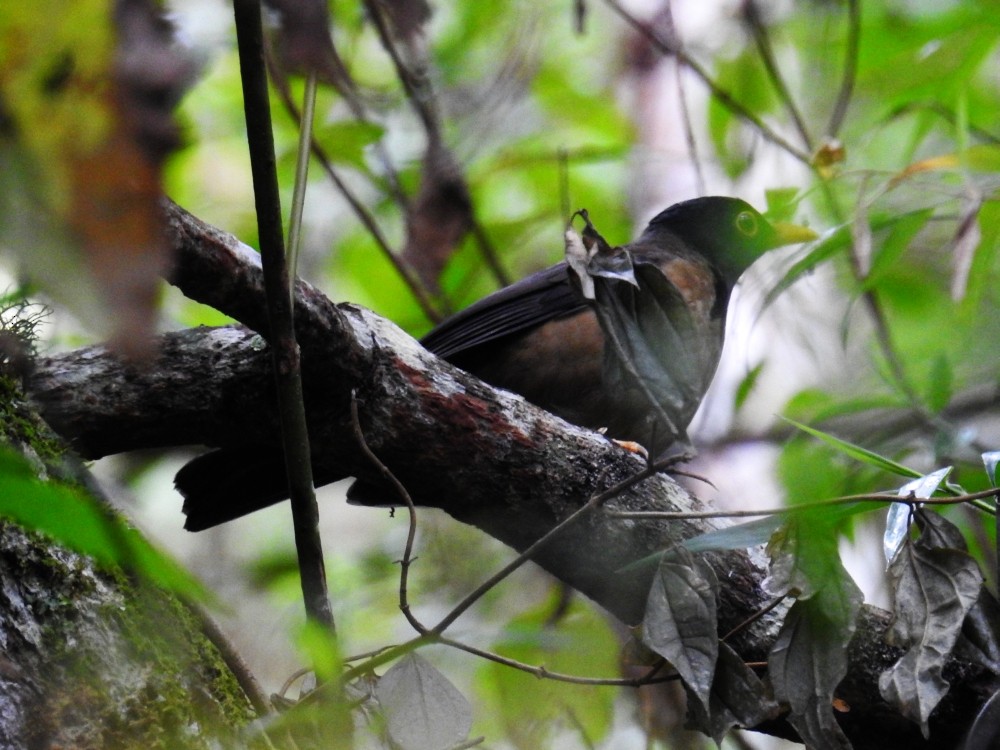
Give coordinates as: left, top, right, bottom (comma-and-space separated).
40, 563, 257, 747
0, 370, 261, 748
112, 584, 258, 724
14, 539, 259, 749
0, 373, 71, 466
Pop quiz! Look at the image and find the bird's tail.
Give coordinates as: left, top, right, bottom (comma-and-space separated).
175, 449, 291, 531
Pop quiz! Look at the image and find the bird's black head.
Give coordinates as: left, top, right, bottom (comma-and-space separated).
640, 196, 815, 287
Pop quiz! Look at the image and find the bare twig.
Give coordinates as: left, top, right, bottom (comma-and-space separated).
263, 29, 409, 209
469, 218, 513, 288
574, 0, 588, 34
840, 187, 996, 459
845, 221, 989, 457
833, 185, 939, 448
270, 72, 444, 324
344, 643, 404, 663
332, 626, 677, 704
361, 0, 439, 136
438, 635, 679, 687
721, 595, 788, 642
337, 613, 684, 692
674, 54, 705, 196
347, 388, 696, 690
232, 0, 333, 631
277, 667, 312, 700
606, 487, 1000, 521
863, 293, 921, 402
602, 0, 812, 165
430, 458, 671, 635
450, 737, 487, 750
286, 72, 318, 289
197, 609, 273, 715
349, 391, 427, 634
361, 0, 511, 289
827, 0, 860, 139
882, 101, 1000, 144
741, 0, 813, 152
346, 387, 699, 689
656, 3, 705, 194
811, 183, 993, 466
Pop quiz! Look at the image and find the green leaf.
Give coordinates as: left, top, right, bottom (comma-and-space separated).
764, 188, 802, 222
475, 593, 616, 747
734, 362, 765, 411
311, 119, 385, 173
707, 50, 777, 179
764, 210, 937, 312
0, 447, 211, 602
855, 10, 998, 108
862, 208, 934, 290
782, 389, 905, 424
761, 224, 849, 310
707, 100, 749, 179
681, 515, 785, 554
764, 514, 844, 599
964, 144, 1000, 172
781, 416, 924, 484
925, 353, 953, 413
984, 452, 1000, 487
296, 618, 344, 684
778, 435, 857, 509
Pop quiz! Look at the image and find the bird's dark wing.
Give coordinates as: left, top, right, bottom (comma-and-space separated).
421, 262, 588, 358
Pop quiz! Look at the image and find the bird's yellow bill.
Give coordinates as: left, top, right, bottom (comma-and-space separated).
772, 221, 819, 246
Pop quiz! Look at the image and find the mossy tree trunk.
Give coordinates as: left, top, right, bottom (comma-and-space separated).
0, 376, 263, 749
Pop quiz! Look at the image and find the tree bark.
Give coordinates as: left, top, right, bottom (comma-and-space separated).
23, 201, 992, 747
0, 381, 263, 748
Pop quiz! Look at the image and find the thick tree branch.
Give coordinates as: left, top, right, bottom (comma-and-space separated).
24, 202, 991, 746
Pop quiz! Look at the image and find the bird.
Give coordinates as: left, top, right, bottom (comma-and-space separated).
176, 196, 816, 530
415, 196, 815, 455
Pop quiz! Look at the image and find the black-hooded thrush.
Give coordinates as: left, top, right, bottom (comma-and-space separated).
176, 196, 816, 530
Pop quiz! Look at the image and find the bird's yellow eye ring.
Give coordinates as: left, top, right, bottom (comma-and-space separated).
735, 211, 758, 237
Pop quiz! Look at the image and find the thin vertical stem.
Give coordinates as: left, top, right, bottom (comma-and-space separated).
827, 0, 860, 139
232, 0, 334, 631
602, 0, 812, 165
286, 71, 318, 293
742, 0, 813, 152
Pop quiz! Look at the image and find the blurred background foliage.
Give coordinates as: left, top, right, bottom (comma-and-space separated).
3, 0, 1000, 746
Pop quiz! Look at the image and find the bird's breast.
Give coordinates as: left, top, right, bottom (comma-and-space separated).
659, 257, 719, 325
